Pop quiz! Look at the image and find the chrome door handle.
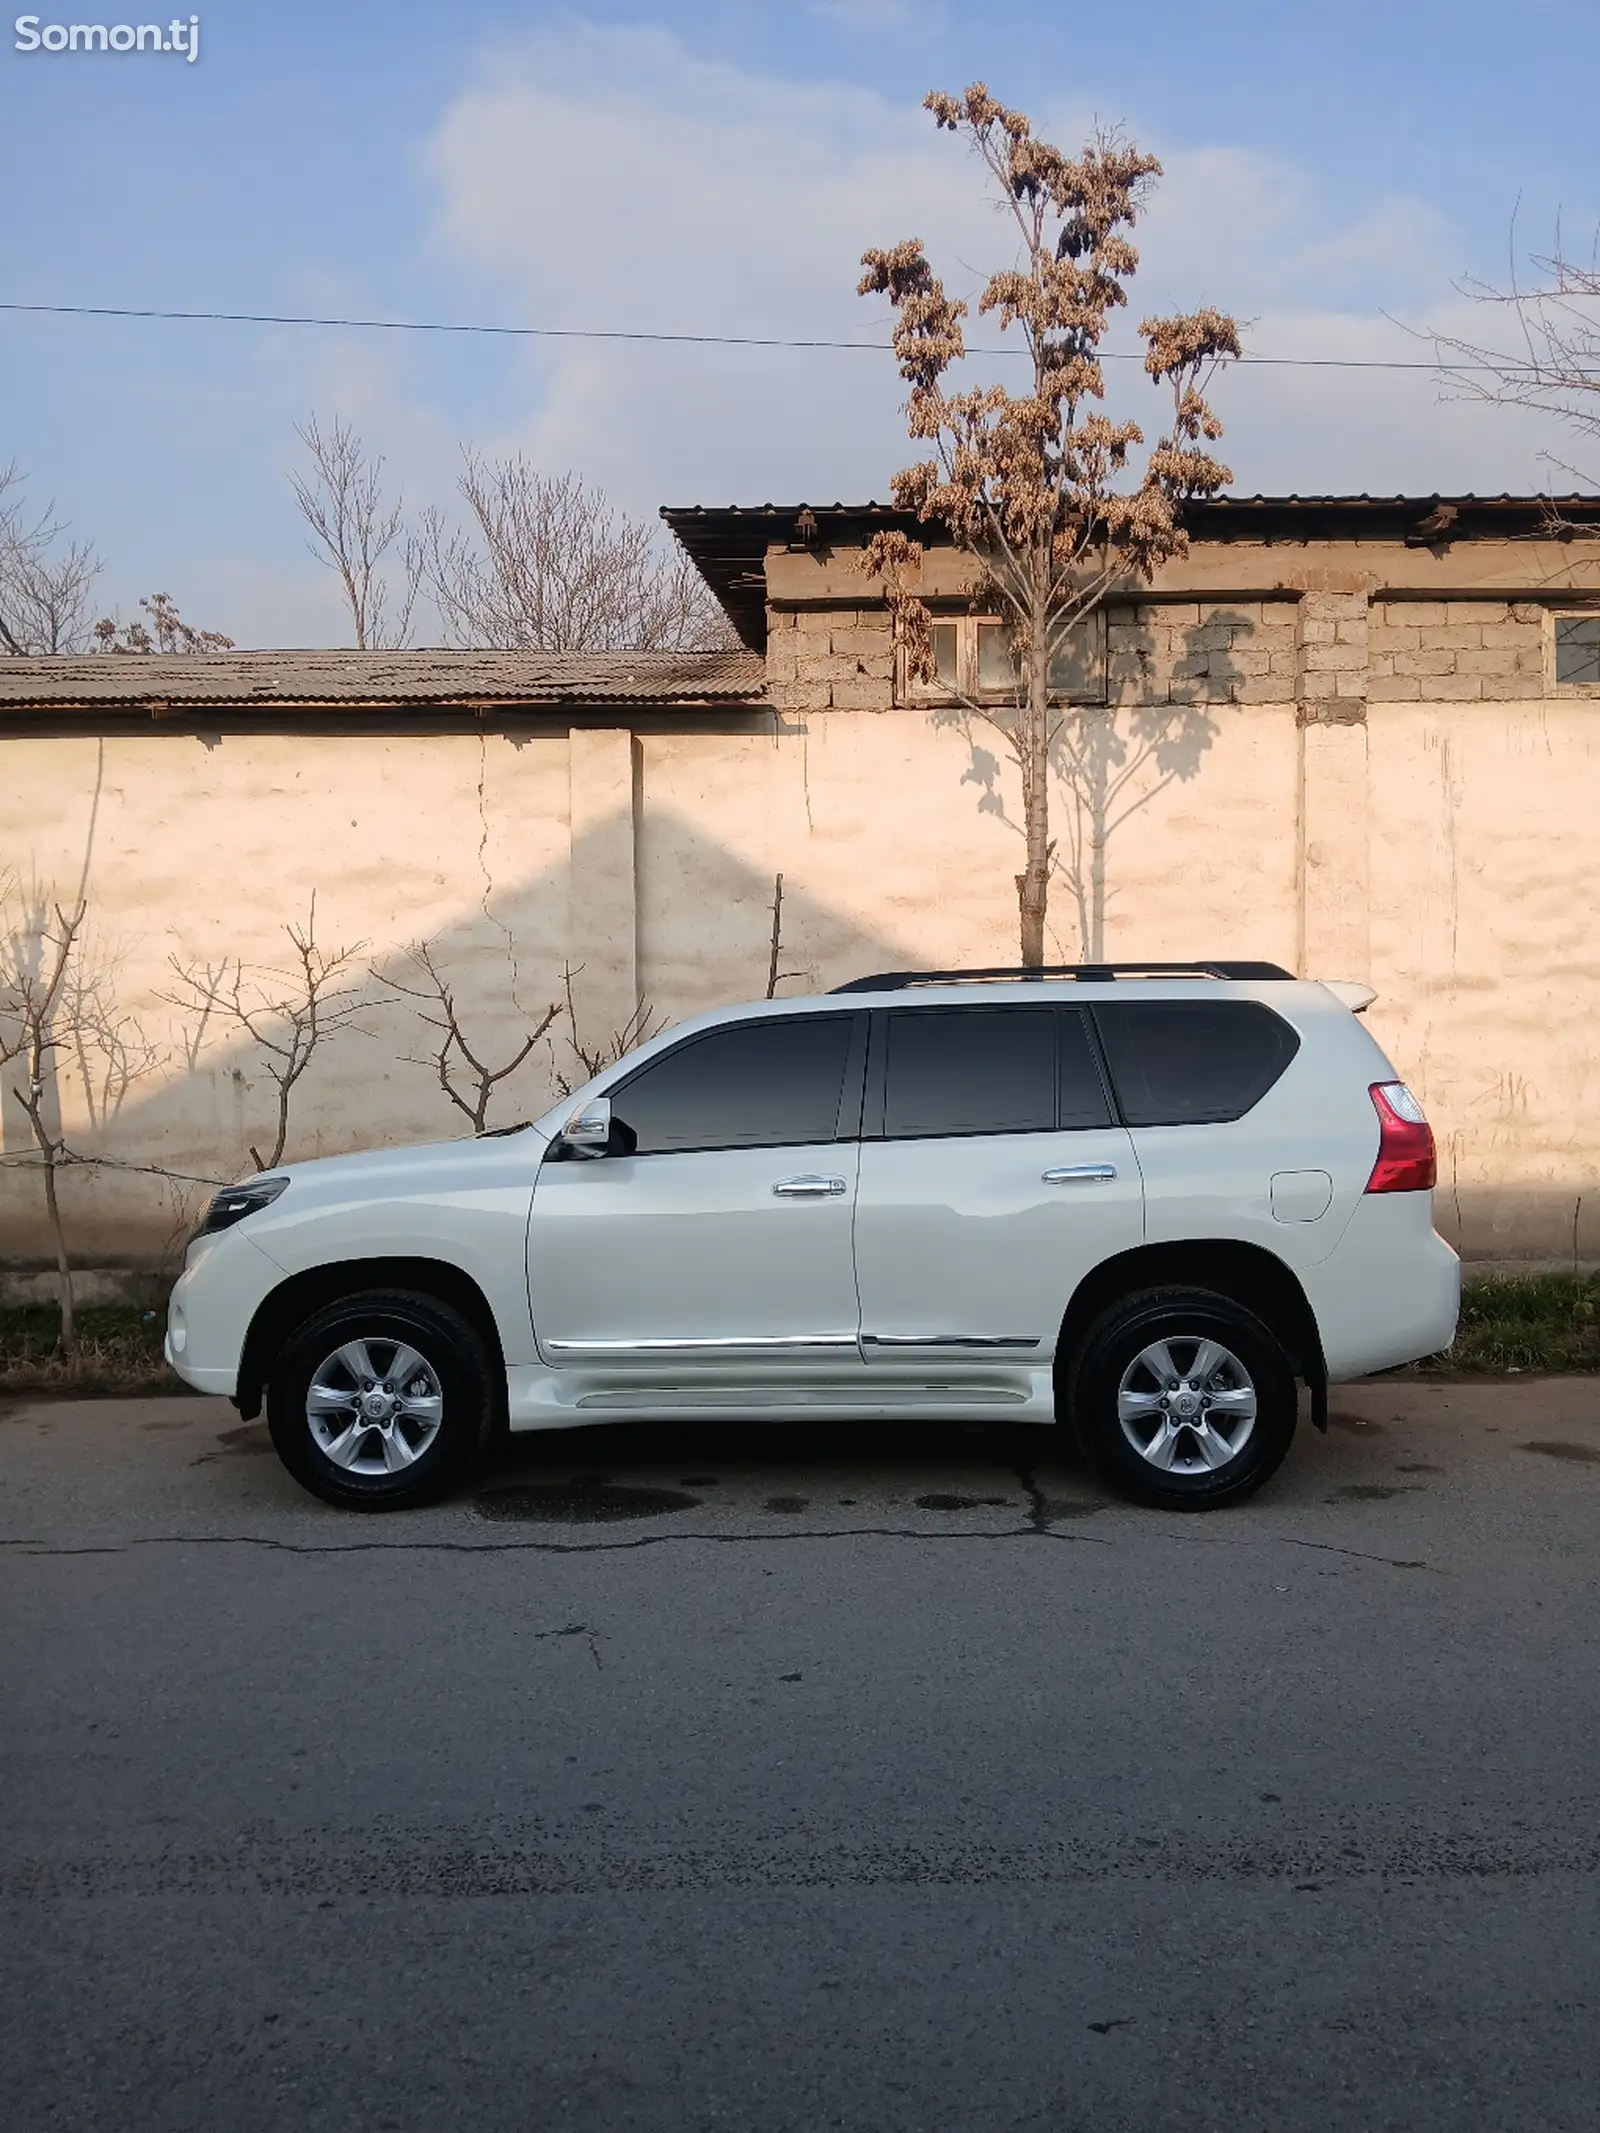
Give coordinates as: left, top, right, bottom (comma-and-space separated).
772, 1175, 848, 1198
1041, 1163, 1118, 1184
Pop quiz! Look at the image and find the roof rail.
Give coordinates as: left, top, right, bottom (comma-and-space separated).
829, 961, 1295, 994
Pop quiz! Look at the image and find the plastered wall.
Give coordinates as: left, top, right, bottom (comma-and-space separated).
4, 544, 1600, 1270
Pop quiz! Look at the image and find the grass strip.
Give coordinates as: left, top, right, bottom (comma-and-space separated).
0, 1304, 181, 1396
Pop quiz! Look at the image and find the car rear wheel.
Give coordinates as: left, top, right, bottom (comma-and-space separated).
267, 1288, 496, 1511
1066, 1286, 1297, 1510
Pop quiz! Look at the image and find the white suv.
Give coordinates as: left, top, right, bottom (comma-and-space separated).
166, 963, 1460, 1513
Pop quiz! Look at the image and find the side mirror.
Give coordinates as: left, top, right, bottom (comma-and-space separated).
560, 1095, 613, 1157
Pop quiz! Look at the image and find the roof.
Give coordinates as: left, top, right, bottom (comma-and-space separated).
664, 493, 1600, 651
0, 646, 767, 716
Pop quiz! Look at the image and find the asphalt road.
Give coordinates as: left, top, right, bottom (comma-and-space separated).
4, 1377, 1600, 2132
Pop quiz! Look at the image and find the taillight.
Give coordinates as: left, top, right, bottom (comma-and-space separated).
1365, 1082, 1436, 1193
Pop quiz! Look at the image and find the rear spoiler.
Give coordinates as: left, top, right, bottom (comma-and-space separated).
1321, 980, 1377, 1015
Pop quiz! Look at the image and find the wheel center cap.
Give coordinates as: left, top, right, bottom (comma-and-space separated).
1172, 1390, 1201, 1420
361, 1390, 394, 1421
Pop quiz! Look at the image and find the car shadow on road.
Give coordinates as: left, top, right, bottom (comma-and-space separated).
473, 1417, 1114, 1524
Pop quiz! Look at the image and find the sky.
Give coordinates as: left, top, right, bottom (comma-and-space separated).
2, 0, 1597, 646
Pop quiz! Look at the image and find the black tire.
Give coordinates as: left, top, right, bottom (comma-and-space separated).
1064, 1285, 1297, 1511
266, 1288, 496, 1511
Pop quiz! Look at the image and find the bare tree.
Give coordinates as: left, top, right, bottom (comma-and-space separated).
1, 892, 90, 1350
554, 962, 664, 1097
1430, 219, 1600, 495
426, 454, 738, 652
0, 464, 104, 654
165, 895, 365, 1171
62, 951, 165, 1129
376, 941, 560, 1133
93, 593, 234, 654
765, 873, 804, 997
858, 87, 1239, 965
291, 414, 423, 649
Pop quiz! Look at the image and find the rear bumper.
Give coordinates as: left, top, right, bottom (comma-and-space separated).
1306, 1193, 1461, 1380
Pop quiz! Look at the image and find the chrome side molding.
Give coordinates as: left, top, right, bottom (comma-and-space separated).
543, 1332, 859, 1358
861, 1333, 1041, 1351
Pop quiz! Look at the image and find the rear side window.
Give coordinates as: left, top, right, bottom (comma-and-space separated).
1093, 1001, 1299, 1126
612, 1014, 856, 1154
880, 1006, 1111, 1138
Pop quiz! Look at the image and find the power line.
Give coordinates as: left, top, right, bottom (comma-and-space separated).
0, 298, 1497, 372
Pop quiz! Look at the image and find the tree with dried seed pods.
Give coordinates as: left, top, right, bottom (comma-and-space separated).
858, 87, 1240, 965
93, 592, 234, 655
376, 941, 561, 1134
163, 895, 366, 1174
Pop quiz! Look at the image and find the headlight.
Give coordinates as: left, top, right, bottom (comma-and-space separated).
191, 1175, 289, 1241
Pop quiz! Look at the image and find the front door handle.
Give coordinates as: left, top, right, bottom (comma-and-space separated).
772, 1175, 848, 1198
1041, 1163, 1118, 1184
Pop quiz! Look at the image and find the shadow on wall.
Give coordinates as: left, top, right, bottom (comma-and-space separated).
0, 812, 912, 1263
934, 609, 1251, 961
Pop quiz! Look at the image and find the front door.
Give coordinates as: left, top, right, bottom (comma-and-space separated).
852, 1003, 1144, 1369
527, 1011, 867, 1380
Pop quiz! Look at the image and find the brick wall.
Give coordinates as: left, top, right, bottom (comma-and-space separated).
1368, 600, 1546, 701
1107, 600, 1299, 706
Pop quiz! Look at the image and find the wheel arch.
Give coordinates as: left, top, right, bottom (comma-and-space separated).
233, 1257, 506, 1422
1055, 1240, 1328, 1428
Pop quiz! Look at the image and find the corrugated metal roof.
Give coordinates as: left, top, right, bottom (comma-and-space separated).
0, 647, 768, 713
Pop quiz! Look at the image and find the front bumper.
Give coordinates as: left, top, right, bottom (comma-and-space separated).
165, 1227, 284, 1398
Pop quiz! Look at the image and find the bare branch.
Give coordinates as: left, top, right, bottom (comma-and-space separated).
1, 888, 90, 1349
1427, 218, 1600, 495
426, 454, 738, 652
291, 415, 422, 649
0, 464, 105, 654
375, 940, 559, 1133
163, 893, 365, 1170
554, 961, 665, 1097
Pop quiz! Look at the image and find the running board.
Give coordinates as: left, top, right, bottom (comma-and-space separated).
571, 1382, 1032, 1412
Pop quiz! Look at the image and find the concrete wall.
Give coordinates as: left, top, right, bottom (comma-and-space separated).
5, 533, 1600, 1275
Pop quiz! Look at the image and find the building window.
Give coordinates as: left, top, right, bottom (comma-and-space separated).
1555, 615, 1600, 686
903, 613, 1107, 707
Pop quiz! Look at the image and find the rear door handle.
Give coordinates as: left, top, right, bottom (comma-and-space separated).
1041, 1163, 1118, 1184
772, 1175, 848, 1198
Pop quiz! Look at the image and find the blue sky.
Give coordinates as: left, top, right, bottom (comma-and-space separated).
2, 0, 1596, 645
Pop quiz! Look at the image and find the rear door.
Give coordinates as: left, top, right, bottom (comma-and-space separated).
1091, 996, 1363, 1269
852, 1003, 1144, 1370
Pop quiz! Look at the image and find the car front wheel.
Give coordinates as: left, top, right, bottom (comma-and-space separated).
267, 1288, 496, 1511
1067, 1286, 1297, 1510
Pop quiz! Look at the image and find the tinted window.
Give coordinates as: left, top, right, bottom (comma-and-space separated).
612, 1015, 855, 1155
1094, 1001, 1299, 1126
883, 1007, 1058, 1138
1057, 1010, 1115, 1129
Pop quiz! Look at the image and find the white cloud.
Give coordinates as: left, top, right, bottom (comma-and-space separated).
420, 23, 1579, 516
